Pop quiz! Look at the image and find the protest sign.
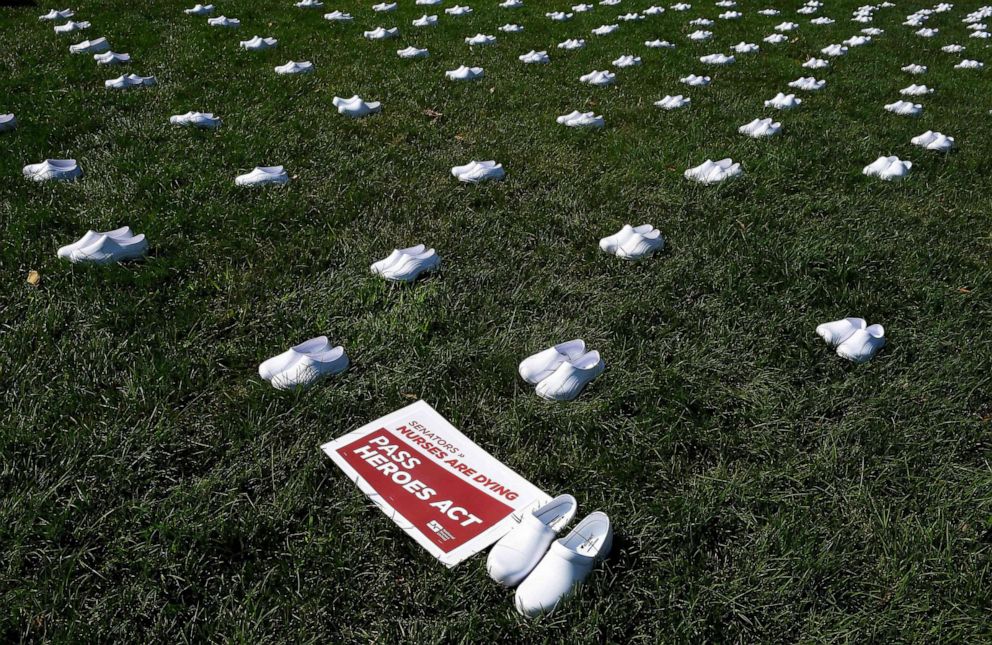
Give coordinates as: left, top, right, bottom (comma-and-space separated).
321, 400, 548, 567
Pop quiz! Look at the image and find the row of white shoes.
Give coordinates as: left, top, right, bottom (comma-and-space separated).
487, 495, 612, 617
519, 339, 604, 401
816, 317, 886, 363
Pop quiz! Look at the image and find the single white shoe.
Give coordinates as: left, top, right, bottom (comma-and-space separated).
836, 324, 885, 363
612, 55, 641, 68
643, 5, 664, 15
861, 27, 883, 35
591, 24, 619, 35
451, 160, 504, 183
946, 45, 968, 54
0, 113, 16, 132
275, 61, 314, 75
700, 53, 734, 65
500, 0, 523, 7
263, 341, 349, 390
412, 14, 438, 27
738, 117, 781, 138
821, 43, 848, 56
69, 37, 110, 54
911, 130, 954, 151
514, 511, 613, 617
900, 84, 932, 96
235, 166, 289, 186
373, 2, 397, 11
558, 38, 586, 50
646, 39, 675, 48
788, 77, 826, 91
688, 29, 712, 41
184, 4, 214, 15
955, 59, 984, 69
884, 100, 922, 116
719, 10, 741, 19
54, 20, 90, 34
465, 33, 496, 46
765, 92, 802, 110
94, 51, 131, 65
170, 111, 221, 129
66, 233, 148, 264
380, 248, 440, 282
547, 11, 573, 21
579, 70, 616, 86
535, 350, 605, 401
616, 229, 664, 260
445, 65, 484, 81
775, 21, 798, 31
240, 36, 277, 50
23, 159, 81, 182
684, 158, 741, 185
916, 27, 938, 37
557, 111, 604, 128
758, 7, 779, 14
519, 339, 587, 384
445, 5, 473, 15
732, 42, 759, 53
332, 95, 381, 117
811, 16, 834, 24
487, 494, 578, 587
815, 317, 866, 346
671, 3, 691, 10
500, 23, 524, 32
105, 73, 156, 89
323, 10, 353, 21
519, 50, 549, 64
57, 226, 134, 259
680, 74, 710, 86
618, 12, 644, 21
370, 244, 427, 275
207, 15, 240, 27
862, 156, 911, 181
690, 18, 714, 26
764, 33, 788, 44
398, 46, 429, 59
295, 0, 323, 8
901, 63, 927, 74
655, 94, 690, 110
40, 9, 74, 21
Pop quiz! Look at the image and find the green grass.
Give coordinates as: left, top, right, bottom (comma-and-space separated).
2, 0, 992, 641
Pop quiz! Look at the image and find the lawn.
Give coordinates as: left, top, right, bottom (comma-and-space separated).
2, 0, 992, 641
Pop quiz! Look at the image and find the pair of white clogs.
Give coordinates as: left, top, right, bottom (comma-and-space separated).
370, 244, 440, 282
816, 317, 886, 363
258, 336, 349, 390
487, 495, 612, 617
519, 339, 604, 401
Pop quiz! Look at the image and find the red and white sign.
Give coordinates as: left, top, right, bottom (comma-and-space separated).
321, 401, 548, 567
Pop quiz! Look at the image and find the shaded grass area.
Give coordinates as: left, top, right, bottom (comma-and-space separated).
1, 0, 991, 641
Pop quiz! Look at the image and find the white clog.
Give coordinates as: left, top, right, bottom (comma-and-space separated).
487, 494, 578, 587
836, 324, 885, 363
535, 351, 605, 401
514, 511, 613, 617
